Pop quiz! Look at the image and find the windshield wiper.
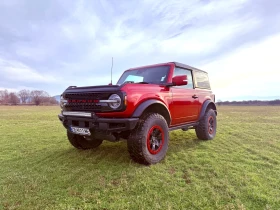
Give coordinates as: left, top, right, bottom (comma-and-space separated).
122, 81, 150, 85
123, 81, 135, 84
136, 82, 150, 84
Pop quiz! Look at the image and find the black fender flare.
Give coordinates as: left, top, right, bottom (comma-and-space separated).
132, 99, 171, 123
198, 100, 217, 121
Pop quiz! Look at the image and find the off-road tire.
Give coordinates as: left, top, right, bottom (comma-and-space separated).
127, 113, 169, 165
67, 131, 103, 149
195, 108, 217, 140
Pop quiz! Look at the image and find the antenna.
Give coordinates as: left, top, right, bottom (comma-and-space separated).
110, 57, 113, 85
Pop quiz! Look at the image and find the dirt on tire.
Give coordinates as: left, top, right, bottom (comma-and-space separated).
127, 113, 169, 165
195, 108, 217, 140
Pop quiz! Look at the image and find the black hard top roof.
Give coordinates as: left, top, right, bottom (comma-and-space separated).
127, 61, 208, 74
172, 62, 208, 73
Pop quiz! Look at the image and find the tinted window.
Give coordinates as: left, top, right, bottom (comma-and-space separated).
117, 65, 170, 85
194, 71, 210, 89
123, 75, 143, 83
173, 67, 194, 89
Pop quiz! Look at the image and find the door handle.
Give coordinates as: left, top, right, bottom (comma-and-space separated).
192, 94, 198, 99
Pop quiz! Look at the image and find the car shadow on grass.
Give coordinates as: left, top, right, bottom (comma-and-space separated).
55, 133, 208, 167
167, 130, 209, 153
30, 131, 208, 171
167, 138, 207, 154
57, 140, 141, 166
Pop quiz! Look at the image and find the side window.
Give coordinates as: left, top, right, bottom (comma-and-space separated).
173, 67, 194, 89
193, 71, 211, 89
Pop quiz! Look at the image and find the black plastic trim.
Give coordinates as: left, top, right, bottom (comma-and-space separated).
173, 62, 208, 73
132, 99, 171, 119
198, 100, 217, 120
58, 114, 139, 132
169, 122, 199, 131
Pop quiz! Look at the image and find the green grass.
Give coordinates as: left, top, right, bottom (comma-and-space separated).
0, 106, 280, 210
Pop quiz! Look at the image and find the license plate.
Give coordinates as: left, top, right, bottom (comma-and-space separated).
70, 126, 91, 136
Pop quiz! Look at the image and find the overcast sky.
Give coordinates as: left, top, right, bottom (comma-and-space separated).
0, 0, 280, 101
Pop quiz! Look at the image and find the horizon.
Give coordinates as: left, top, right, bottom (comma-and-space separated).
0, 0, 280, 101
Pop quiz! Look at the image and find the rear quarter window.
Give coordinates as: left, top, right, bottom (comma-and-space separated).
194, 71, 211, 89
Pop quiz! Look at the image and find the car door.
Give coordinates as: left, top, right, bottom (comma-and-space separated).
170, 67, 200, 124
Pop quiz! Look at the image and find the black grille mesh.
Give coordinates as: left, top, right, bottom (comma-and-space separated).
64, 92, 111, 112
65, 92, 109, 99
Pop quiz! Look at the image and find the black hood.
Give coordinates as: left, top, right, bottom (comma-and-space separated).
62, 85, 121, 95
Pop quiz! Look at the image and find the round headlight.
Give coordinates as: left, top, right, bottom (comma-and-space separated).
108, 94, 121, 109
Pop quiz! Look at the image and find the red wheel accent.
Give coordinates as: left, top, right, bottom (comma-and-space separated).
208, 116, 214, 134
146, 125, 164, 155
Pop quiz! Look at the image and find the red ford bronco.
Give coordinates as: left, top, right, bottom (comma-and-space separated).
58, 62, 217, 165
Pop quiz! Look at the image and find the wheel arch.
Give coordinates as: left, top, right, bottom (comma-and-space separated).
132, 99, 171, 126
198, 100, 217, 121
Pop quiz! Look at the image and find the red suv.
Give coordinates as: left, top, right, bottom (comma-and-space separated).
58, 62, 217, 165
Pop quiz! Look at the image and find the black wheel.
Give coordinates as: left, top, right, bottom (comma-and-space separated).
195, 108, 217, 140
67, 131, 103, 149
127, 113, 169, 165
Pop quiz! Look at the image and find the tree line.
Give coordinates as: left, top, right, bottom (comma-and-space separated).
216, 99, 280, 106
0, 89, 58, 106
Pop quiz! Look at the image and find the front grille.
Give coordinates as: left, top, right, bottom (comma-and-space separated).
65, 92, 109, 99
64, 92, 112, 112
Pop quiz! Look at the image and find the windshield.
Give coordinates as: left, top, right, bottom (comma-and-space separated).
116, 65, 170, 85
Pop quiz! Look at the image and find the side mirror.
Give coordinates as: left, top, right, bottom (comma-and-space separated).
172, 75, 188, 86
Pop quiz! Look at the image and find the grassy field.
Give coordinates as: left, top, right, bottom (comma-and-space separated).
0, 106, 280, 210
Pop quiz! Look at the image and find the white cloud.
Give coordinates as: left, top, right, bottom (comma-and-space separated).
160, 17, 260, 55
201, 33, 280, 100
14, 44, 50, 62
0, 87, 18, 92
62, 1, 101, 41
0, 57, 57, 83
0, 0, 279, 99
96, 0, 255, 57
0, 85, 36, 93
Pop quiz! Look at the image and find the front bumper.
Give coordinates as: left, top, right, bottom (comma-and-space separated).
58, 112, 139, 132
